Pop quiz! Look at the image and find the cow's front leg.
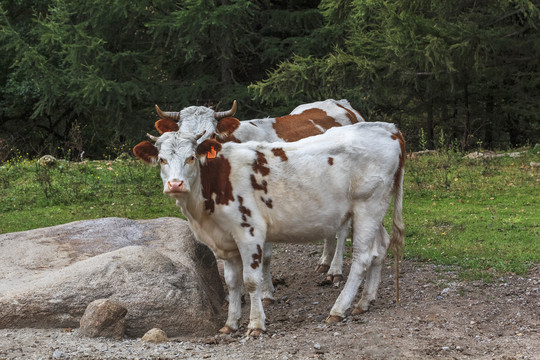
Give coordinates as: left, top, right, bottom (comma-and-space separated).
238, 240, 267, 336
220, 255, 243, 334
326, 218, 351, 284
316, 237, 336, 274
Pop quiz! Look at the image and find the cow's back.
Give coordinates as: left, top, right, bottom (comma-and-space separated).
217, 99, 363, 144
219, 122, 401, 244
290, 99, 364, 124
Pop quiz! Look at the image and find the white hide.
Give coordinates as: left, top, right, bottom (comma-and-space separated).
155, 121, 404, 333
290, 98, 364, 122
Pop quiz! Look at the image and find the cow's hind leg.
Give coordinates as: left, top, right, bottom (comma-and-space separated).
353, 224, 390, 314
261, 243, 275, 306
220, 255, 243, 334
327, 208, 383, 322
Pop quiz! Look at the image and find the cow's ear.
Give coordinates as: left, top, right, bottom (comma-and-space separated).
196, 139, 222, 159
216, 117, 240, 135
133, 141, 159, 165
155, 119, 179, 134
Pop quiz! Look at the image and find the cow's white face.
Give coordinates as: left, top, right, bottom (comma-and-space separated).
178, 106, 218, 144
156, 132, 199, 197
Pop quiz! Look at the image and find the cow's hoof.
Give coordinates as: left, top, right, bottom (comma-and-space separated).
319, 274, 343, 286
352, 307, 367, 315
326, 315, 344, 324
219, 326, 234, 334
262, 298, 275, 307
316, 264, 330, 273
246, 328, 264, 337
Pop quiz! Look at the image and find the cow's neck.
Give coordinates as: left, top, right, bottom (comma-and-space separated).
176, 180, 205, 224
175, 179, 239, 260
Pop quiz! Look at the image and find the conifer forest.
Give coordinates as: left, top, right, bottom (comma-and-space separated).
1, 0, 539, 159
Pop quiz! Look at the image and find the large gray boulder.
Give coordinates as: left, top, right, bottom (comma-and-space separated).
0, 217, 225, 337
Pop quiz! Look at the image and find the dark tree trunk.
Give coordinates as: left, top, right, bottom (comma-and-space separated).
462, 81, 470, 151
425, 79, 434, 149
484, 93, 494, 149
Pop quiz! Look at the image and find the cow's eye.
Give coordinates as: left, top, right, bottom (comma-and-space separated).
185, 155, 195, 164
160, 158, 168, 165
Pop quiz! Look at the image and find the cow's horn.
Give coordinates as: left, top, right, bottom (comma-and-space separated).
214, 100, 237, 120
155, 104, 180, 120
146, 133, 159, 142
195, 130, 206, 141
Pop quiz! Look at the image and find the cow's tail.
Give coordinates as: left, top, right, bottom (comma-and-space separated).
390, 131, 406, 304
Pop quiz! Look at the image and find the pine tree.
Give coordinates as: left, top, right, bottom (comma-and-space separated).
250, 0, 540, 150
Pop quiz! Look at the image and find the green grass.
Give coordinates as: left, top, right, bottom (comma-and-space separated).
1, 148, 539, 280
402, 147, 539, 280
0, 158, 180, 233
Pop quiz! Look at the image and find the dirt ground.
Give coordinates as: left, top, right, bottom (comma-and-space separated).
0, 242, 539, 360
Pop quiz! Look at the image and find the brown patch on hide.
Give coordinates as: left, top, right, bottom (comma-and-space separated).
253, 151, 270, 176
196, 139, 222, 157
155, 119, 179, 134
199, 151, 234, 213
205, 198, 215, 213
133, 141, 158, 164
328, 157, 334, 165
273, 109, 342, 142
271, 148, 288, 162
336, 103, 359, 124
216, 117, 241, 143
250, 245, 263, 269
249, 122, 258, 127
250, 174, 268, 194
241, 222, 251, 228
250, 228, 255, 237
391, 131, 407, 190
237, 195, 252, 221
261, 197, 273, 208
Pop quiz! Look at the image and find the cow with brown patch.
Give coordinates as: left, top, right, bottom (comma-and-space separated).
152, 99, 367, 285
133, 121, 405, 337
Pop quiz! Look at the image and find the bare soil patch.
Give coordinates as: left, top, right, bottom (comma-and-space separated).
1, 242, 538, 359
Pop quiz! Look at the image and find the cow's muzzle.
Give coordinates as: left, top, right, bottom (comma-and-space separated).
166, 180, 185, 193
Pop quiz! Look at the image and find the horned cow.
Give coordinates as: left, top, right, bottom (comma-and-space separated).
134, 119, 405, 336
150, 99, 372, 285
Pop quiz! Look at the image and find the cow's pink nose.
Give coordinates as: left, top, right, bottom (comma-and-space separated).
168, 180, 184, 192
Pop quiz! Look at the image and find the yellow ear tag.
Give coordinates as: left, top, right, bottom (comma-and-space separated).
207, 146, 217, 159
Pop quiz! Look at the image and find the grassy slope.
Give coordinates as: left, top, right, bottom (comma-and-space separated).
0, 159, 180, 233
1, 150, 538, 279
403, 150, 539, 279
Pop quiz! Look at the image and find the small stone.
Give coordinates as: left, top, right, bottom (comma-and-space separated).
442, 346, 450, 351
441, 288, 450, 295
314, 343, 321, 350
79, 299, 127, 339
141, 328, 169, 343
52, 349, 63, 358
38, 155, 57, 167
